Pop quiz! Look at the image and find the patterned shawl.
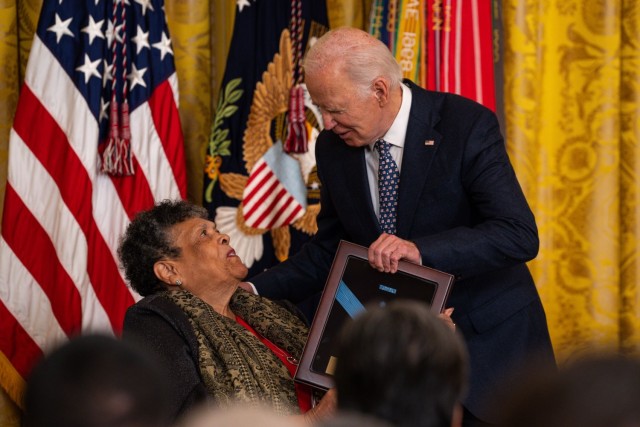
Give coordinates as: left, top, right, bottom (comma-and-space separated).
164, 288, 309, 415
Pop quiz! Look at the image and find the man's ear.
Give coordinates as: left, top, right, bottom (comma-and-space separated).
153, 260, 180, 287
372, 77, 390, 105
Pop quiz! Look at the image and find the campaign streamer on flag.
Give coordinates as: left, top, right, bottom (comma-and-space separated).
203, 0, 328, 274
427, 0, 496, 111
0, 0, 186, 406
368, 0, 496, 112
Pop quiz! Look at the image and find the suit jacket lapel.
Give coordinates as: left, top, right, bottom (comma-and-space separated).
331, 138, 381, 237
396, 82, 442, 238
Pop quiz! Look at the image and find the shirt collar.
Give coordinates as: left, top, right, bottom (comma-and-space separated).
369, 82, 412, 150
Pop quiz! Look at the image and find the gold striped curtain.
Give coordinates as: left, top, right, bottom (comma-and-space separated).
0, 3, 29, 422
0, 2, 38, 421
503, 1, 640, 361
0, 0, 39, 229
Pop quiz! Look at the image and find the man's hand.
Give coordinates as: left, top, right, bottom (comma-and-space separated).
439, 307, 456, 332
368, 233, 421, 273
303, 388, 337, 425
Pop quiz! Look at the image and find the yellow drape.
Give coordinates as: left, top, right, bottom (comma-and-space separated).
0, 0, 40, 228
0, 0, 39, 420
165, 1, 231, 205
503, 0, 640, 361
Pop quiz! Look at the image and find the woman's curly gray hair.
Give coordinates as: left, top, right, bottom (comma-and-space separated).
118, 199, 208, 296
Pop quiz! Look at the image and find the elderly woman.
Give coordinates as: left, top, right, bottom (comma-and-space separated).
119, 200, 334, 424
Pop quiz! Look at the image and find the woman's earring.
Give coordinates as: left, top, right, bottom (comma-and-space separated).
175, 279, 182, 286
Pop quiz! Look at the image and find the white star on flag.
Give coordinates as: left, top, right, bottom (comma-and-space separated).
237, 0, 251, 12
81, 15, 104, 45
105, 20, 123, 46
102, 59, 113, 87
152, 32, 173, 60
134, 0, 155, 16
127, 63, 148, 90
76, 54, 101, 83
132, 25, 150, 54
47, 14, 74, 43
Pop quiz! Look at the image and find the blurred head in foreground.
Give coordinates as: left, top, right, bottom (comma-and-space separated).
497, 352, 640, 427
24, 334, 170, 427
333, 300, 468, 427
175, 404, 299, 427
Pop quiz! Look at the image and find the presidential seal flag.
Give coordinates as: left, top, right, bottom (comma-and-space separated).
204, 0, 328, 275
0, 0, 186, 405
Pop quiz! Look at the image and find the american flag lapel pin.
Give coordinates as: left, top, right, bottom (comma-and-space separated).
425, 140, 435, 146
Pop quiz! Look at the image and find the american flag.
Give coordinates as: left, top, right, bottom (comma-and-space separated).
0, 0, 186, 405
242, 142, 307, 230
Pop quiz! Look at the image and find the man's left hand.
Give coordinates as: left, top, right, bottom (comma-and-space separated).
368, 233, 421, 273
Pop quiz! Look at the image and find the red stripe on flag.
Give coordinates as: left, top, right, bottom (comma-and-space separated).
244, 162, 268, 193
2, 185, 82, 336
148, 80, 187, 198
282, 203, 304, 226
260, 187, 289, 228
243, 162, 270, 214
476, 0, 495, 111
110, 156, 155, 221
266, 194, 302, 229
244, 173, 279, 219
12, 86, 134, 331
0, 299, 43, 380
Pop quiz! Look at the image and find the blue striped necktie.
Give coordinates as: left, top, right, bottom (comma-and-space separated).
375, 139, 399, 235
